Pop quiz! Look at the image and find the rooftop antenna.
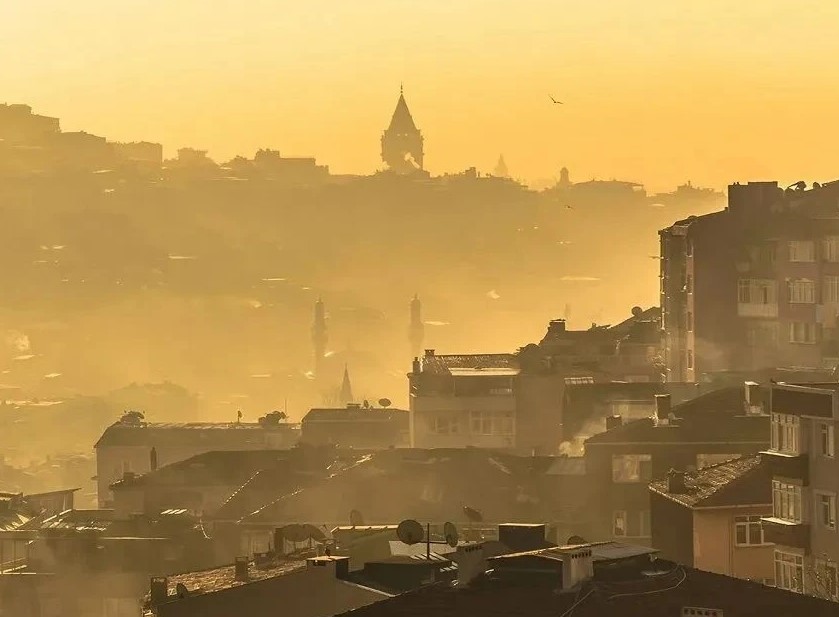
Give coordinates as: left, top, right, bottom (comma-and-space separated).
397, 519, 459, 560
378, 398, 392, 409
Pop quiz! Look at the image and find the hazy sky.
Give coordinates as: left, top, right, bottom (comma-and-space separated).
4, 0, 839, 191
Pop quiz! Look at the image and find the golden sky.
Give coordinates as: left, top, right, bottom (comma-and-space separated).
4, 0, 839, 191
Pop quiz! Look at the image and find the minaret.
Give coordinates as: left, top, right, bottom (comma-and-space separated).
312, 298, 327, 376
381, 85, 424, 174
559, 167, 571, 188
340, 365, 354, 405
410, 294, 424, 360
494, 155, 509, 178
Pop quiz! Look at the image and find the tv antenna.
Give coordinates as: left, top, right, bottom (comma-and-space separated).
378, 398, 392, 409
397, 519, 459, 560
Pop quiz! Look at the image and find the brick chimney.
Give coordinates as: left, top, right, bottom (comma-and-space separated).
234, 556, 250, 581
654, 394, 672, 424
149, 577, 168, 607
606, 415, 623, 431
667, 469, 687, 494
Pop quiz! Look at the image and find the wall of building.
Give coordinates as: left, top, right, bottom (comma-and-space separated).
650, 492, 693, 565
693, 506, 774, 581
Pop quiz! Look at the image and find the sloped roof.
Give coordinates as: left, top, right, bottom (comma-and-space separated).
387, 94, 419, 134
110, 450, 291, 491
237, 449, 544, 525
585, 413, 767, 446
421, 354, 517, 375
161, 558, 306, 597
333, 563, 838, 617
649, 454, 771, 508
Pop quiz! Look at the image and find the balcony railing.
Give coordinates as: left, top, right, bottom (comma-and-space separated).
761, 517, 810, 552
737, 303, 779, 318
760, 450, 809, 484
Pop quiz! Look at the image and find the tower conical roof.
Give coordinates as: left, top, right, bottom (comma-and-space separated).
387, 91, 418, 133
340, 365, 354, 404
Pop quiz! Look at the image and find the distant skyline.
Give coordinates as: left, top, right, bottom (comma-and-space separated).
4, 1, 839, 192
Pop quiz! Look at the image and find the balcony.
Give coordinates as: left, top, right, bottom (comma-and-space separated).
761, 517, 810, 552
760, 450, 809, 484
737, 303, 779, 318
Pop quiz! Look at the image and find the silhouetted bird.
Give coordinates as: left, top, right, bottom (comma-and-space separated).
564, 204, 574, 209
550, 96, 563, 104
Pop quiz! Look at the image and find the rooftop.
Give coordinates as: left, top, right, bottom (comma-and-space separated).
303, 408, 409, 423
333, 562, 839, 617
95, 419, 298, 448
649, 454, 771, 508
160, 558, 306, 598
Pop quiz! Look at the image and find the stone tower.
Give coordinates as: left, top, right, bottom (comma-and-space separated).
494, 155, 509, 178
410, 294, 424, 360
381, 85, 424, 174
312, 298, 327, 376
559, 167, 571, 188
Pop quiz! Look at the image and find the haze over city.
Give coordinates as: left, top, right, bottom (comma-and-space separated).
5, 1, 839, 190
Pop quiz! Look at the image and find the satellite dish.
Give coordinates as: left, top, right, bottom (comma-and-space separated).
444, 522, 459, 548
281, 524, 310, 543
567, 535, 588, 545
397, 519, 425, 545
379, 398, 392, 408
349, 509, 364, 526
463, 506, 483, 523
304, 524, 327, 542
175, 583, 190, 598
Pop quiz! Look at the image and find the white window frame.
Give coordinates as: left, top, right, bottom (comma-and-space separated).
771, 413, 800, 454
788, 279, 816, 304
738, 279, 778, 305
825, 276, 839, 303
468, 411, 514, 436
613, 510, 627, 537
772, 480, 803, 523
816, 492, 837, 531
789, 321, 817, 344
819, 423, 835, 458
823, 237, 839, 263
775, 550, 804, 593
432, 416, 460, 435
734, 515, 765, 546
611, 454, 653, 483
789, 240, 816, 263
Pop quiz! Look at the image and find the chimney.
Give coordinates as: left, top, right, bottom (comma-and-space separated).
234, 556, 250, 581
606, 415, 623, 431
149, 577, 168, 606
549, 319, 567, 335
307, 556, 350, 580
412, 357, 421, 374
744, 381, 763, 415
452, 543, 486, 587
654, 394, 671, 424
559, 546, 593, 590
667, 469, 687, 494
425, 349, 435, 357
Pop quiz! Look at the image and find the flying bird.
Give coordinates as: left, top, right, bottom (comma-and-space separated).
550, 96, 563, 104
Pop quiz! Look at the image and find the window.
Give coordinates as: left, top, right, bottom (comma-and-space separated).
775, 551, 804, 593
820, 423, 835, 457
789, 321, 817, 344
738, 279, 777, 304
825, 276, 839, 303
788, 279, 816, 304
697, 454, 738, 469
823, 237, 839, 263
771, 413, 800, 454
613, 511, 650, 537
773, 480, 802, 523
686, 349, 693, 369
817, 493, 836, 530
735, 515, 765, 546
468, 411, 514, 436
746, 321, 779, 347
816, 560, 839, 600
613, 511, 626, 536
432, 416, 459, 435
612, 454, 653, 483
789, 240, 815, 263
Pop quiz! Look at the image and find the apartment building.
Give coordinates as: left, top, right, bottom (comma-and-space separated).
660, 180, 839, 383
761, 382, 839, 600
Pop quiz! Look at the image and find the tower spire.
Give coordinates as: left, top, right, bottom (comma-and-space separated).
400, 82, 403, 95
410, 294, 424, 360
340, 364, 354, 405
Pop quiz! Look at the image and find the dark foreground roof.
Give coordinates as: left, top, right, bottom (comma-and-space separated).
334, 565, 838, 617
